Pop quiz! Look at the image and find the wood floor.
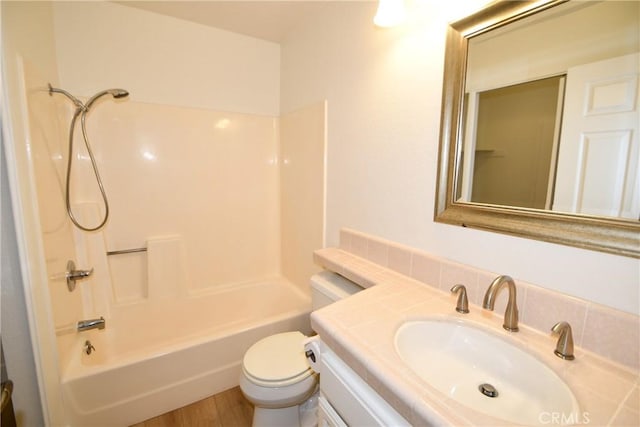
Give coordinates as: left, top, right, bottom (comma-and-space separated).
130, 387, 253, 427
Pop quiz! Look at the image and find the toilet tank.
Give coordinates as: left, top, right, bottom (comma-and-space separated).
311, 271, 363, 310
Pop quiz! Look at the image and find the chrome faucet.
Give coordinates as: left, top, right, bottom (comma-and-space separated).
482, 275, 519, 332
77, 317, 105, 332
551, 321, 575, 360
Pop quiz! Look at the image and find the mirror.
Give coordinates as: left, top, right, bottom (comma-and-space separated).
435, 0, 640, 258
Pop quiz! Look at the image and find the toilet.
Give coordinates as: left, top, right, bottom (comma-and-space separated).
239, 271, 362, 427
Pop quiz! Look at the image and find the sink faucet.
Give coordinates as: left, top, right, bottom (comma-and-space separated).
77, 317, 105, 332
482, 275, 519, 332
551, 321, 575, 360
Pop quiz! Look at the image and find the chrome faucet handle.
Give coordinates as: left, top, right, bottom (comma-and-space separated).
551, 321, 575, 360
66, 260, 94, 292
450, 284, 469, 313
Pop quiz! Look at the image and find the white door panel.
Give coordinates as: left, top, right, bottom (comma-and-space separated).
554, 53, 639, 219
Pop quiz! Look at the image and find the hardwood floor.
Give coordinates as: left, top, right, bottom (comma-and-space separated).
131, 387, 253, 427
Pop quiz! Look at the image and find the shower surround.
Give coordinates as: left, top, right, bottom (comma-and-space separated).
25, 71, 325, 425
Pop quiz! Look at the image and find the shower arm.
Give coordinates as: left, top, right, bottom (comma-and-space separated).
48, 84, 85, 111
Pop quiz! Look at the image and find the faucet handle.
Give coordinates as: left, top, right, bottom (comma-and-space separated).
551, 321, 575, 360
66, 260, 94, 292
450, 284, 469, 314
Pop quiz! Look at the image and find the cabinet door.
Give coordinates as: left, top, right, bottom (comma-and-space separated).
318, 395, 348, 427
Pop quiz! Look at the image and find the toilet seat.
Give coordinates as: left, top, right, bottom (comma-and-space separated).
243, 331, 312, 388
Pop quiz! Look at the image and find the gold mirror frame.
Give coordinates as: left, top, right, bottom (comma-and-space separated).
434, 0, 640, 258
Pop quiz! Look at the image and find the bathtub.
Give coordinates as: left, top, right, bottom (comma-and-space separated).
60, 278, 312, 426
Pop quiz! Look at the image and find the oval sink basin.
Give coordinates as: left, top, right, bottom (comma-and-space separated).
395, 318, 580, 426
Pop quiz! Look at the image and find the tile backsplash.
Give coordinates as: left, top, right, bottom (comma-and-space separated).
313, 228, 640, 371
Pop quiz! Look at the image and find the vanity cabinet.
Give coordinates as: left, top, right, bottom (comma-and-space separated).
310, 340, 410, 427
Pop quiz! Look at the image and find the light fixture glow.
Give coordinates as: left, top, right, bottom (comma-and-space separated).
374, 0, 407, 28
215, 118, 231, 129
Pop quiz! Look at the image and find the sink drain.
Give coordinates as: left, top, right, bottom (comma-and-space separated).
479, 383, 499, 398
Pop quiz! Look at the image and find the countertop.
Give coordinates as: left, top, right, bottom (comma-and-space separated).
310, 251, 640, 426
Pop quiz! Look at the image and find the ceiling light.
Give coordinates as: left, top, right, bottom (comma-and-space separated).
374, 0, 407, 27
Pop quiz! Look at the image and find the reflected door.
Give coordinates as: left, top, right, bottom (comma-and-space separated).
553, 53, 640, 219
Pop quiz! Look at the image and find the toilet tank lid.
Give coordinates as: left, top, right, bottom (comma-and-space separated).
310, 271, 363, 301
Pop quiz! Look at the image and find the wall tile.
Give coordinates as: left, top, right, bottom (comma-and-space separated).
523, 286, 588, 346
582, 305, 640, 371
624, 385, 639, 412
339, 229, 352, 251
410, 252, 441, 288
327, 228, 640, 369
350, 232, 368, 258
367, 238, 389, 267
610, 407, 640, 427
387, 244, 412, 276
440, 260, 480, 303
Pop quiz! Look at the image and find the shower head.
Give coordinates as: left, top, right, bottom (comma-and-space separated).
49, 84, 130, 111
85, 88, 130, 110
109, 89, 130, 99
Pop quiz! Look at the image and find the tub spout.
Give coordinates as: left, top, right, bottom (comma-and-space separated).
77, 317, 105, 332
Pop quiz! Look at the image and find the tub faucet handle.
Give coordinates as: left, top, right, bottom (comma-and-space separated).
66, 260, 94, 292
450, 284, 469, 313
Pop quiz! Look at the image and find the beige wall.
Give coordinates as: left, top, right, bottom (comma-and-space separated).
280, 1, 639, 315
52, 1, 281, 116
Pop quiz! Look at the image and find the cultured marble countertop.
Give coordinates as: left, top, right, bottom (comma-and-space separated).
310, 252, 640, 427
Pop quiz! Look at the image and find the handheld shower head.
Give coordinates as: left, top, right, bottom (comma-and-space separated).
85, 88, 130, 110
48, 83, 130, 232
49, 84, 130, 111
109, 89, 129, 99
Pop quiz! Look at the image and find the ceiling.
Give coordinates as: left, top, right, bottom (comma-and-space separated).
115, 1, 363, 43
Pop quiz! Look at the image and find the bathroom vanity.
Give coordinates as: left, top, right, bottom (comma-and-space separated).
312, 344, 409, 426
309, 248, 639, 426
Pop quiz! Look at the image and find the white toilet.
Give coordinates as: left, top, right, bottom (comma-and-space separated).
239, 271, 362, 427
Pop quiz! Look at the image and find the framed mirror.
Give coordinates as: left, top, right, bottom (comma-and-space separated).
435, 0, 640, 258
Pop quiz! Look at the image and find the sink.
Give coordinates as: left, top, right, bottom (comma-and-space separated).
394, 318, 580, 426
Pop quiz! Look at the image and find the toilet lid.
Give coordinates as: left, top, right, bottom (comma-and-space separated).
243, 331, 311, 383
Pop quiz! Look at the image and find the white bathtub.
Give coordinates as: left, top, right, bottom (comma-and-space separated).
60, 278, 312, 426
